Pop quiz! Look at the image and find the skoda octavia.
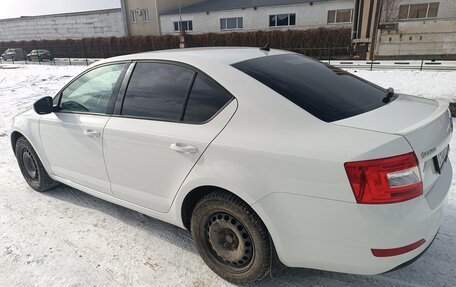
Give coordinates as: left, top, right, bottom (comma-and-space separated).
11, 48, 452, 285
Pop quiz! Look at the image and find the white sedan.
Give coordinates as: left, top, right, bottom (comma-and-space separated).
11, 48, 453, 285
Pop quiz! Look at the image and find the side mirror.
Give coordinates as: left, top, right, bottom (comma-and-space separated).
33, 97, 54, 115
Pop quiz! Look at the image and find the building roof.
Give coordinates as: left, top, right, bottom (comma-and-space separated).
0, 8, 121, 22
163, 0, 332, 15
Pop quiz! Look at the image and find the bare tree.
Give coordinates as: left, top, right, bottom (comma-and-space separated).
382, 0, 400, 22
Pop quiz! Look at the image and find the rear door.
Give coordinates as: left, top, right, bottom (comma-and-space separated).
103, 62, 236, 212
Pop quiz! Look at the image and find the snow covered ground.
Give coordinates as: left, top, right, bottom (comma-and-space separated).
0, 65, 456, 286
348, 69, 456, 102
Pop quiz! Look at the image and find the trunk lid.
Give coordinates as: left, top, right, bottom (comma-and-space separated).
335, 95, 453, 194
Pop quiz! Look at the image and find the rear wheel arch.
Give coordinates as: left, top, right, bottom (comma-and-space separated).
180, 185, 288, 270
181, 185, 224, 231
181, 186, 262, 231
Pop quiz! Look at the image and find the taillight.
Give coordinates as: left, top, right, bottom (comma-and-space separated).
344, 152, 423, 204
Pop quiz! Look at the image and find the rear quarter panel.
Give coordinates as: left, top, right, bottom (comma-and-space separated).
172, 68, 415, 225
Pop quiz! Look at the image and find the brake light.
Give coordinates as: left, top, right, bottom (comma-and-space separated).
344, 152, 423, 204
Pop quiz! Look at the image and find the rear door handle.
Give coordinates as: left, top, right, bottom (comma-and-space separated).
170, 143, 198, 154
83, 129, 101, 137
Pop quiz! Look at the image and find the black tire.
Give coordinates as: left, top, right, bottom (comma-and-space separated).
191, 191, 271, 285
15, 137, 58, 192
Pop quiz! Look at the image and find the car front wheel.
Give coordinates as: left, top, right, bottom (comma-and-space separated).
15, 137, 58, 192
191, 191, 271, 285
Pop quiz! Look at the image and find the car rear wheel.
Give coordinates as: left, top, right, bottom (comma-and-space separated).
191, 191, 271, 285
15, 137, 58, 192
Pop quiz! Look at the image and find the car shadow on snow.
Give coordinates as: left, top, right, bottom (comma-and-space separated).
41, 184, 453, 287
41, 184, 197, 255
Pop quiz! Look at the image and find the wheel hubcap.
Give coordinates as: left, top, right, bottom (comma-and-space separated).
22, 149, 37, 179
206, 212, 253, 268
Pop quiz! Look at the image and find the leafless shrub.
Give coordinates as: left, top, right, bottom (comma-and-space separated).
0, 28, 351, 59
382, 0, 400, 22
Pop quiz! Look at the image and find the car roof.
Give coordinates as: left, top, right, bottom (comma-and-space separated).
97, 47, 292, 66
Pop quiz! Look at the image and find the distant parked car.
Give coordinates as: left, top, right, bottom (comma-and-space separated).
27, 50, 54, 62
1, 48, 26, 61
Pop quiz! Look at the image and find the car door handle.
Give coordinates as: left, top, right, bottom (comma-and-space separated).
170, 143, 198, 154
83, 129, 101, 137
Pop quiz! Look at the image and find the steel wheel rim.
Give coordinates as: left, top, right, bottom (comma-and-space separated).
22, 149, 38, 179
204, 212, 254, 272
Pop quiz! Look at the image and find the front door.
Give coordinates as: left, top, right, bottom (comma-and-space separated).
40, 63, 126, 194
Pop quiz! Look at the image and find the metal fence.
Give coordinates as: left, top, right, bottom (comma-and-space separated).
323, 59, 456, 71
2, 53, 455, 71
0, 57, 99, 66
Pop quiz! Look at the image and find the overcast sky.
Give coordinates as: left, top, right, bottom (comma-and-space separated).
0, 0, 120, 19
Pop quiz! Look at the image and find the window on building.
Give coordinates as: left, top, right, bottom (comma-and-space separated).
327, 10, 336, 23
327, 9, 353, 23
336, 9, 352, 22
143, 9, 150, 22
398, 5, 409, 20
398, 3, 439, 20
131, 10, 138, 24
220, 17, 243, 30
173, 20, 193, 32
428, 2, 439, 17
269, 14, 296, 27
409, 4, 428, 18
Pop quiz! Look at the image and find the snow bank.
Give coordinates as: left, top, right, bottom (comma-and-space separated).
347, 69, 456, 101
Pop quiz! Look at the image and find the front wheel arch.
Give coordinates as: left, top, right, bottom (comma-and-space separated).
11, 131, 25, 155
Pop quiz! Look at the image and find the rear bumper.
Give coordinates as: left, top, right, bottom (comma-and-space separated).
253, 161, 452, 275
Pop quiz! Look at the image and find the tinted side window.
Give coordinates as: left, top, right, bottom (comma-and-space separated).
60, 64, 125, 114
184, 74, 233, 123
233, 54, 388, 122
122, 63, 195, 121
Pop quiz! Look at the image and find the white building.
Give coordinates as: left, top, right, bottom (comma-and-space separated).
160, 0, 354, 35
376, 0, 456, 59
0, 9, 125, 42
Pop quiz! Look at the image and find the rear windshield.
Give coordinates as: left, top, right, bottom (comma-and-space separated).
232, 54, 391, 122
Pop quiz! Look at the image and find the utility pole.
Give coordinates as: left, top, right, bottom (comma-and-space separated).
120, 0, 129, 36
352, 0, 382, 60
179, 0, 185, 48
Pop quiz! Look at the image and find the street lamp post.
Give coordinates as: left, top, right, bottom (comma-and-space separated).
179, 0, 185, 48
